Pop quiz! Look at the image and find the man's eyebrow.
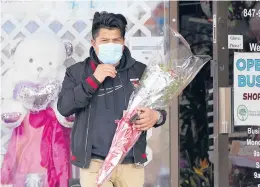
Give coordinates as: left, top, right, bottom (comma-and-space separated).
100, 37, 122, 40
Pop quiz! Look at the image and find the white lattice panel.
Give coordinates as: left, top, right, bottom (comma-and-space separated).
1, 0, 163, 178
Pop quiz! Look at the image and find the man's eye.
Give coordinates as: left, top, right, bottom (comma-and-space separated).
113, 39, 122, 43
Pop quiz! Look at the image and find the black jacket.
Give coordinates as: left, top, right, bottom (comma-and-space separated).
57, 47, 167, 168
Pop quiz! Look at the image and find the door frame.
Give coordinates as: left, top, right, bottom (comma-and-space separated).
212, 1, 230, 187
169, 1, 180, 187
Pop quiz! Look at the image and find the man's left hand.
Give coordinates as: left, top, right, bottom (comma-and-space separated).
133, 107, 159, 131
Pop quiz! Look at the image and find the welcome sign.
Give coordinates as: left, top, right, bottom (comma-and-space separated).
233, 52, 260, 126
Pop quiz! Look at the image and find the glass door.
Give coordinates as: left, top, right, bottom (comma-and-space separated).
1, 1, 174, 187
212, 1, 260, 187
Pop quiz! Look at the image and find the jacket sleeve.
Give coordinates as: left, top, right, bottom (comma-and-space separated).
57, 67, 100, 117
154, 109, 167, 128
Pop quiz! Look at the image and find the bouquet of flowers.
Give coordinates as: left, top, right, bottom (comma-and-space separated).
96, 26, 211, 186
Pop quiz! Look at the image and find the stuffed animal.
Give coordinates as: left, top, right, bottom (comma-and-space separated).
1, 32, 74, 128
1, 32, 74, 187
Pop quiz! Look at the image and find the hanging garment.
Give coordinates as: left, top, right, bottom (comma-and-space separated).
1, 108, 71, 187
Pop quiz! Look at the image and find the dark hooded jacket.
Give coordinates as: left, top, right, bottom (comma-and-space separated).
57, 46, 167, 168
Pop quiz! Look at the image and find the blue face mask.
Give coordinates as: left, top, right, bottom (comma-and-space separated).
97, 43, 123, 64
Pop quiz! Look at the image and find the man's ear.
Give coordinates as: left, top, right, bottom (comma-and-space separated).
91, 39, 98, 53
91, 39, 95, 47
123, 39, 125, 50
122, 41, 125, 51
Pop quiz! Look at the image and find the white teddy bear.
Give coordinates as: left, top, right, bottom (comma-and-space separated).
1, 32, 74, 129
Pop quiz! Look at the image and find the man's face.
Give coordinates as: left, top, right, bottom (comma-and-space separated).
91, 28, 125, 55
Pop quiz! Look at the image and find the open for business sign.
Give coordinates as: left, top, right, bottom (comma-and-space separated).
233, 52, 260, 126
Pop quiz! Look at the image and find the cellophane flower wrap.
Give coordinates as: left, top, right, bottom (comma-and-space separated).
96, 26, 211, 186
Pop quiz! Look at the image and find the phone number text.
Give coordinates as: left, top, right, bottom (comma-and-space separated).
243, 9, 260, 17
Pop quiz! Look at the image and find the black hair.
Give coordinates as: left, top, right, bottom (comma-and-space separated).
92, 11, 127, 40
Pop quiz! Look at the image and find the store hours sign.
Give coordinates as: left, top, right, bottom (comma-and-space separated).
234, 52, 260, 126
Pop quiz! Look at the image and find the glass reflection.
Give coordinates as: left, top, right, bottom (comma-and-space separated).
227, 1, 260, 187
1, 1, 170, 187
130, 1, 170, 186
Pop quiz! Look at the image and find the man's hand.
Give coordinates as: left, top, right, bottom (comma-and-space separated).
93, 64, 117, 83
133, 107, 159, 131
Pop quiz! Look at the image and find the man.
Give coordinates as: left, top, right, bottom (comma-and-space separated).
57, 11, 167, 187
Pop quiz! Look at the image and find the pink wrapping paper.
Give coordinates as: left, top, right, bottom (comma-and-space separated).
97, 110, 141, 186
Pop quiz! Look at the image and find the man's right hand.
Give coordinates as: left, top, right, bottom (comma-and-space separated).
93, 64, 117, 83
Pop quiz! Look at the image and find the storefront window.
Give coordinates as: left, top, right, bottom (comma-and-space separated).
227, 1, 260, 186
1, 1, 170, 186
179, 1, 213, 187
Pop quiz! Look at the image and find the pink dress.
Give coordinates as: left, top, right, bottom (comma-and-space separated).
1, 108, 71, 187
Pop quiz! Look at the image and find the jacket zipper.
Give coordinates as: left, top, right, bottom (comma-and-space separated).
119, 73, 138, 163
83, 104, 92, 168
133, 146, 137, 164
118, 73, 127, 107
